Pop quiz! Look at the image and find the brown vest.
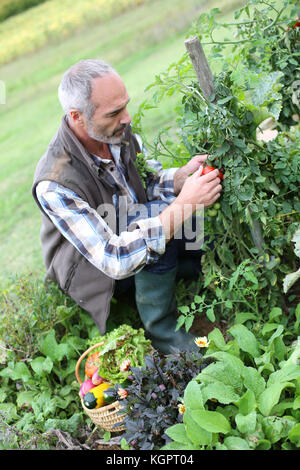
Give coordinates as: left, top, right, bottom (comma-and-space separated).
32, 116, 148, 334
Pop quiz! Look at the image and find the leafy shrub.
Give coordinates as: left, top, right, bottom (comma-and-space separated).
0, 272, 145, 448
0, 273, 99, 447
0, 273, 93, 360
133, 0, 300, 329
163, 304, 300, 450
0, 0, 146, 66
0, 0, 48, 22
105, 349, 209, 450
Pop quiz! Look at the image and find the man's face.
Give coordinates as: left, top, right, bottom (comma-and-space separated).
84, 73, 131, 144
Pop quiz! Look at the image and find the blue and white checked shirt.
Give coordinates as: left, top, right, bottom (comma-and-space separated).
36, 136, 178, 280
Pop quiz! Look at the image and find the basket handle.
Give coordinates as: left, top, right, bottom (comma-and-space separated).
75, 341, 105, 385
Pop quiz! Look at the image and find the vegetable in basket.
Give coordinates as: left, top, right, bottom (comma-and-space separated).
87, 324, 152, 385
85, 351, 100, 379
83, 382, 113, 409
79, 378, 95, 398
92, 368, 106, 385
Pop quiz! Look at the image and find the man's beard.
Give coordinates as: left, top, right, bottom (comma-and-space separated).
86, 120, 126, 145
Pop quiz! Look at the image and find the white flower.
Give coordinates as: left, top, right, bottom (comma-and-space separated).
194, 336, 210, 348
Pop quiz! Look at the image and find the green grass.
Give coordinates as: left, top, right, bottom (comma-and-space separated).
0, 0, 246, 285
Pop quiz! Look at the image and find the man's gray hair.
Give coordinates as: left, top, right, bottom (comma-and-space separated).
58, 59, 115, 119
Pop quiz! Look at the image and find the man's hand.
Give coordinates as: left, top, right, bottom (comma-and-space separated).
159, 166, 222, 243
176, 166, 222, 209
173, 154, 208, 195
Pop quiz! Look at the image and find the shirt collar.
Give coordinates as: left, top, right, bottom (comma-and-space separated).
90, 143, 122, 168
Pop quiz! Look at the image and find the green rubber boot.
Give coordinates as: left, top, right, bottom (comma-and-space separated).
134, 267, 198, 354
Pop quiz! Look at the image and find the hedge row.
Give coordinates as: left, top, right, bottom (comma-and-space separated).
0, 0, 48, 22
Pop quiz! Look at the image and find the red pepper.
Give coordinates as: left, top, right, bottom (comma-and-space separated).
293, 22, 300, 28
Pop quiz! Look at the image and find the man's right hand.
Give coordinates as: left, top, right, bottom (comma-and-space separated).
176, 165, 222, 209
158, 166, 222, 243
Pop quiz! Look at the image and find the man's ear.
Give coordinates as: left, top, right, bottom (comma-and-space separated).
69, 109, 84, 125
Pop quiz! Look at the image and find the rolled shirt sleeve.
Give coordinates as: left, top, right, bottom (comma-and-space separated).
144, 159, 178, 204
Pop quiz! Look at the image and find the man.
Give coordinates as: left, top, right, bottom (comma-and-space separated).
32, 59, 222, 354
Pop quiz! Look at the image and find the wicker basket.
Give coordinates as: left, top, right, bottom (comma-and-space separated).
75, 342, 125, 432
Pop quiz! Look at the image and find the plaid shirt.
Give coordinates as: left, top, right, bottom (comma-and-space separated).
36, 137, 178, 280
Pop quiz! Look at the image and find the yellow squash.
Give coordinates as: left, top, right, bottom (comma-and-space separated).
83, 382, 112, 409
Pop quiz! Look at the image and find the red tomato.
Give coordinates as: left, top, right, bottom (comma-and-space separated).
202, 166, 224, 180
85, 351, 100, 379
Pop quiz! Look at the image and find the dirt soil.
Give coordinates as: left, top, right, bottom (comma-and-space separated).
190, 313, 229, 340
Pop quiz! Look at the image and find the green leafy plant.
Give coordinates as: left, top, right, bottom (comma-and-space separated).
0, 273, 102, 446
0, 326, 86, 439
133, 0, 300, 330
104, 349, 209, 450
130, 1, 300, 450
134, 152, 158, 189
163, 312, 300, 450
0, 272, 152, 448
177, 259, 266, 326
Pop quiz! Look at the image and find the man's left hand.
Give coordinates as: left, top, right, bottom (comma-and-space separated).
173, 154, 208, 195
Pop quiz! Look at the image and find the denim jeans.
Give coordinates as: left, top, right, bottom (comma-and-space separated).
114, 200, 206, 296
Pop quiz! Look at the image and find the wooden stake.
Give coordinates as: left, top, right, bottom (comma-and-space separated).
184, 36, 215, 100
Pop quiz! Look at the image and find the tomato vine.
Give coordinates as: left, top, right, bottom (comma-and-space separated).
133, 0, 300, 325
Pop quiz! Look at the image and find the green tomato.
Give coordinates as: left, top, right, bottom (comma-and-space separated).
207, 209, 217, 217
214, 203, 220, 210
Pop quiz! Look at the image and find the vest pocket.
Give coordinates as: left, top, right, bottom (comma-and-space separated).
63, 262, 78, 292
49, 240, 81, 293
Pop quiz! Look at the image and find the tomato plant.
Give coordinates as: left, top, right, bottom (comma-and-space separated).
133, 0, 300, 327
125, 1, 300, 450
